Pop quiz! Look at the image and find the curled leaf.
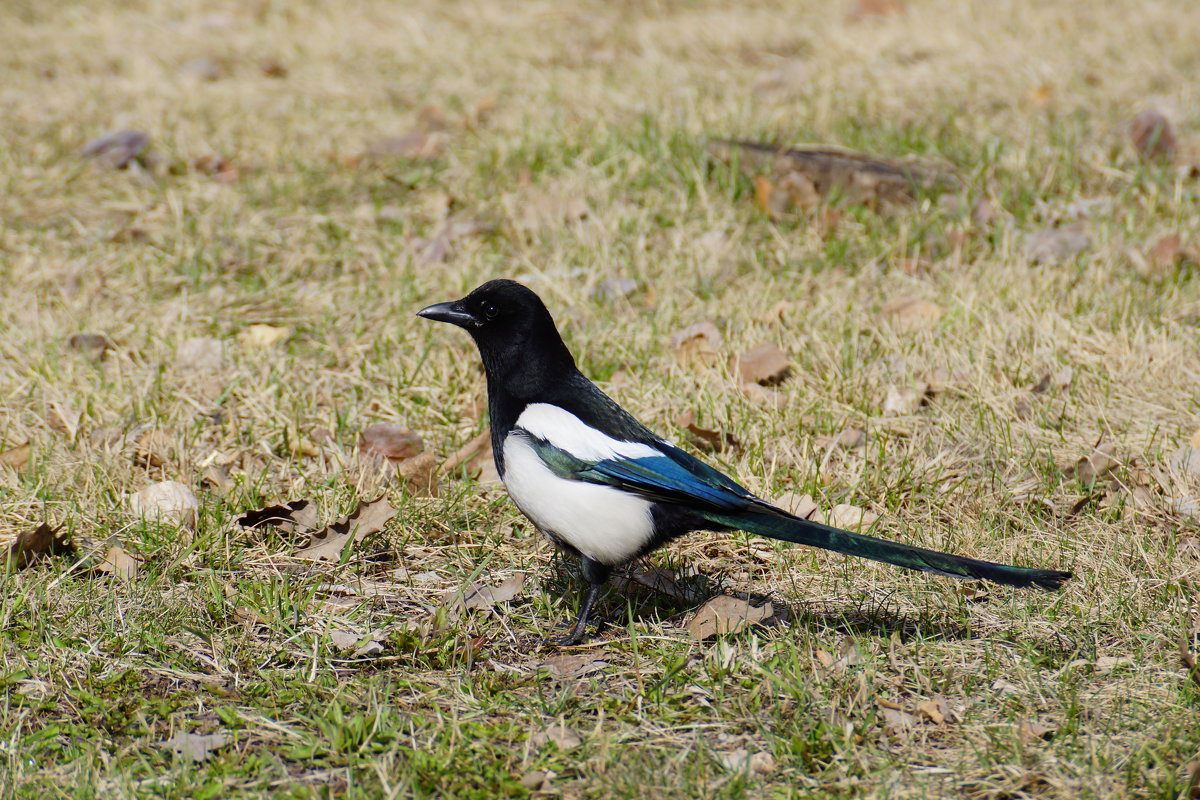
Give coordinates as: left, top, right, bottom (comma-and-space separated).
294, 495, 396, 561
7, 523, 74, 570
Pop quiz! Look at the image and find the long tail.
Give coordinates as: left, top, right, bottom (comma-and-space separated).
704, 510, 1071, 590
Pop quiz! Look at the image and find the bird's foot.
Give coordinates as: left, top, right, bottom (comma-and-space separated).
543, 617, 602, 648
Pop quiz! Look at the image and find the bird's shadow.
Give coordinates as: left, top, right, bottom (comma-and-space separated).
542, 556, 1081, 659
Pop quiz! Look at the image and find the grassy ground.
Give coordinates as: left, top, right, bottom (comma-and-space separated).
2, 0, 1200, 797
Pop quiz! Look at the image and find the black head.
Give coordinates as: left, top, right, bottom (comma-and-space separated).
418, 279, 576, 395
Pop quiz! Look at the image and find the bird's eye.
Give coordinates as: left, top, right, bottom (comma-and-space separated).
481, 302, 499, 320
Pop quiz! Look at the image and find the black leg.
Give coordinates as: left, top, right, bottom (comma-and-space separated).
552, 557, 612, 646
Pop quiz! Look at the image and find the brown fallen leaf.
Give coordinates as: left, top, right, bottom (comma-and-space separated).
687, 595, 774, 640
735, 343, 791, 386
1018, 721, 1057, 744
397, 451, 439, 496
1030, 366, 1074, 394
1147, 233, 1185, 274
1130, 108, 1178, 160
192, 154, 240, 182
94, 544, 141, 580
674, 411, 740, 452
878, 297, 942, 333
159, 731, 229, 763
81, 129, 150, 169
740, 382, 788, 410
828, 504, 880, 530
814, 638, 866, 677
236, 500, 320, 535
359, 423, 424, 463
877, 699, 920, 733
6, 523, 74, 570
671, 321, 723, 366
135, 428, 176, 469
914, 696, 958, 725
539, 653, 610, 679
814, 427, 867, 450
1025, 224, 1091, 264
67, 332, 114, 360
1064, 443, 1119, 485
442, 574, 526, 618
0, 441, 31, 473
773, 492, 824, 523
709, 139, 954, 209
611, 563, 709, 604
530, 723, 582, 751
294, 495, 396, 561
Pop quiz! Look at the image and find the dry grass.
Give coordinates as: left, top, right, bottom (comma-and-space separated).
2, 0, 1199, 797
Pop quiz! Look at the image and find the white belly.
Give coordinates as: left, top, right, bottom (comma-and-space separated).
501, 434, 655, 565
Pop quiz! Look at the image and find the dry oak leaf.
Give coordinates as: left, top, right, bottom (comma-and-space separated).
687, 595, 774, 640
359, 423, 424, 463
237, 324, 290, 349
0, 441, 31, 473
773, 492, 823, 523
735, 343, 791, 385
530, 723, 582, 751
1130, 108, 1178, 160
741, 382, 788, 410
670, 321, 723, 366
442, 574, 526, 618
129, 481, 199, 528
236, 500, 319, 535
828, 504, 880, 530
539, 653, 610, 679
294, 495, 396, 561
94, 544, 141, 580
814, 427, 867, 450
67, 332, 114, 360
878, 297, 942, 333
1148, 233, 1185, 273
398, 451, 439, 496
135, 428, 176, 469
81, 129, 150, 169
674, 411, 740, 452
1064, 443, 1119, 485
7, 523, 74, 570
160, 731, 229, 763
877, 700, 920, 733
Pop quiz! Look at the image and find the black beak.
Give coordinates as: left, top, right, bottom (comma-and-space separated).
417, 301, 478, 328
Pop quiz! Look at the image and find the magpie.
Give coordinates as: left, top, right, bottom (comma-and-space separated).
419, 279, 1071, 644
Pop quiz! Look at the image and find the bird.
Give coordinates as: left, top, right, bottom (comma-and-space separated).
418, 279, 1071, 644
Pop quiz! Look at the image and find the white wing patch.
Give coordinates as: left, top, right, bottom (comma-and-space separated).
501, 432, 655, 566
514, 403, 661, 462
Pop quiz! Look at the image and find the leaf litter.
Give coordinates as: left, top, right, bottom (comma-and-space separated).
293, 495, 397, 562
